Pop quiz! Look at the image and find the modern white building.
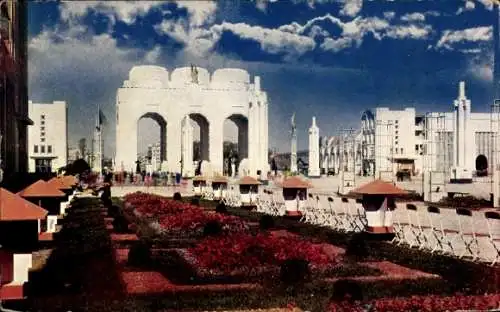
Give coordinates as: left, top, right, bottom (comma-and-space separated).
28, 100, 68, 173
115, 65, 269, 177
320, 81, 496, 182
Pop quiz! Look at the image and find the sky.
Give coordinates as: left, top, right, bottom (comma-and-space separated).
28, 0, 496, 157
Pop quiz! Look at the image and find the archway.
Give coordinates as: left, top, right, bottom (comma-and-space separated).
475, 154, 488, 176
137, 112, 166, 172
189, 113, 210, 162
223, 114, 248, 176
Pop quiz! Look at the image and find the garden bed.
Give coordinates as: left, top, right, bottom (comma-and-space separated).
162, 248, 382, 285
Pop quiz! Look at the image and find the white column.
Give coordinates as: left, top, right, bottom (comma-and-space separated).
209, 117, 224, 176
115, 117, 137, 172
182, 115, 194, 177
167, 119, 182, 173
308, 117, 320, 177
259, 100, 267, 174
248, 101, 257, 175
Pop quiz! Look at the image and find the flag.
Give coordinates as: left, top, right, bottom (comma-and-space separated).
96, 109, 107, 131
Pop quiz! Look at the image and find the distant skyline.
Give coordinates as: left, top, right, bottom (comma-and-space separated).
28, 0, 495, 156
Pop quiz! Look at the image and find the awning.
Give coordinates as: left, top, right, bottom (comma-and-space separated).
30, 156, 58, 160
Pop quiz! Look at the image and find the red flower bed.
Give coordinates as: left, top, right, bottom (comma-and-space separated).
123, 192, 249, 236
124, 192, 192, 217
328, 293, 500, 312
188, 233, 335, 275
158, 209, 248, 235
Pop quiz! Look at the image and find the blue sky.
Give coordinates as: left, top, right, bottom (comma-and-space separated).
28, 0, 495, 156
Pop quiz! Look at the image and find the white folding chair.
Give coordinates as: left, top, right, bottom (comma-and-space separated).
326, 196, 342, 230
404, 204, 428, 249
391, 203, 408, 245
425, 206, 455, 255
341, 198, 362, 232
455, 208, 485, 261
484, 211, 500, 266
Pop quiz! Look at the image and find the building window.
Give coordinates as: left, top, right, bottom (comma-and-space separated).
395, 136, 399, 140
34, 145, 38, 153
47, 145, 52, 153
41, 145, 45, 153
395, 141, 398, 145
41, 132, 45, 137
395, 120, 398, 124
401, 148, 404, 154
41, 126, 45, 131
41, 120, 45, 125
41, 138, 45, 142
35, 159, 52, 173
41, 115, 45, 120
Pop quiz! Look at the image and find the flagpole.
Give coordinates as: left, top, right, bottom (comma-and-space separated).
98, 104, 102, 176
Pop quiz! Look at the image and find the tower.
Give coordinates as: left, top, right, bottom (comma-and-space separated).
290, 113, 298, 174
308, 117, 320, 177
450, 81, 473, 183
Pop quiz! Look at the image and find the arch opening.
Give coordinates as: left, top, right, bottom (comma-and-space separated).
223, 114, 248, 176
137, 112, 167, 172
475, 154, 488, 177
189, 113, 210, 162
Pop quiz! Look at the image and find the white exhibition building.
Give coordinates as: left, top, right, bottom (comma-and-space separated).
319, 81, 498, 184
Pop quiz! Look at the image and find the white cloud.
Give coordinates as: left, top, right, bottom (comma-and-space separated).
383, 11, 396, 20
467, 50, 493, 82
59, 1, 162, 25
400, 12, 426, 22
385, 24, 432, 40
339, 0, 363, 17
456, 0, 476, 14
435, 26, 492, 51
28, 25, 163, 153
211, 22, 316, 60
476, 0, 494, 10
278, 14, 431, 53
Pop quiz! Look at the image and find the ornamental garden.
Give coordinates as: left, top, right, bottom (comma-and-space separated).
19, 181, 500, 311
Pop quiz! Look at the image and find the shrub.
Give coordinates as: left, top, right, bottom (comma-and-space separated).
279, 258, 310, 285
259, 215, 275, 231
203, 220, 223, 237
107, 205, 120, 218
112, 216, 130, 233
345, 233, 369, 261
173, 192, 182, 201
331, 279, 364, 303
215, 202, 227, 214
190, 197, 200, 206
127, 241, 152, 267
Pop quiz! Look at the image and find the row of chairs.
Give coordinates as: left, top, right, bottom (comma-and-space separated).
250, 189, 500, 266
391, 203, 500, 265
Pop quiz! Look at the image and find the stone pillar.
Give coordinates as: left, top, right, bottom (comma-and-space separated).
182, 115, 194, 177
259, 100, 267, 175
209, 117, 224, 176
308, 117, 320, 177
115, 117, 137, 173
248, 101, 257, 176
167, 119, 182, 173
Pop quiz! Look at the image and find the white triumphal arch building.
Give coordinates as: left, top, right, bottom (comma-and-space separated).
115, 65, 269, 177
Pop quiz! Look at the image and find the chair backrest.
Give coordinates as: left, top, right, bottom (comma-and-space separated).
427, 206, 440, 214
406, 203, 417, 211
485, 211, 500, 220
455, 208, 474, 233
